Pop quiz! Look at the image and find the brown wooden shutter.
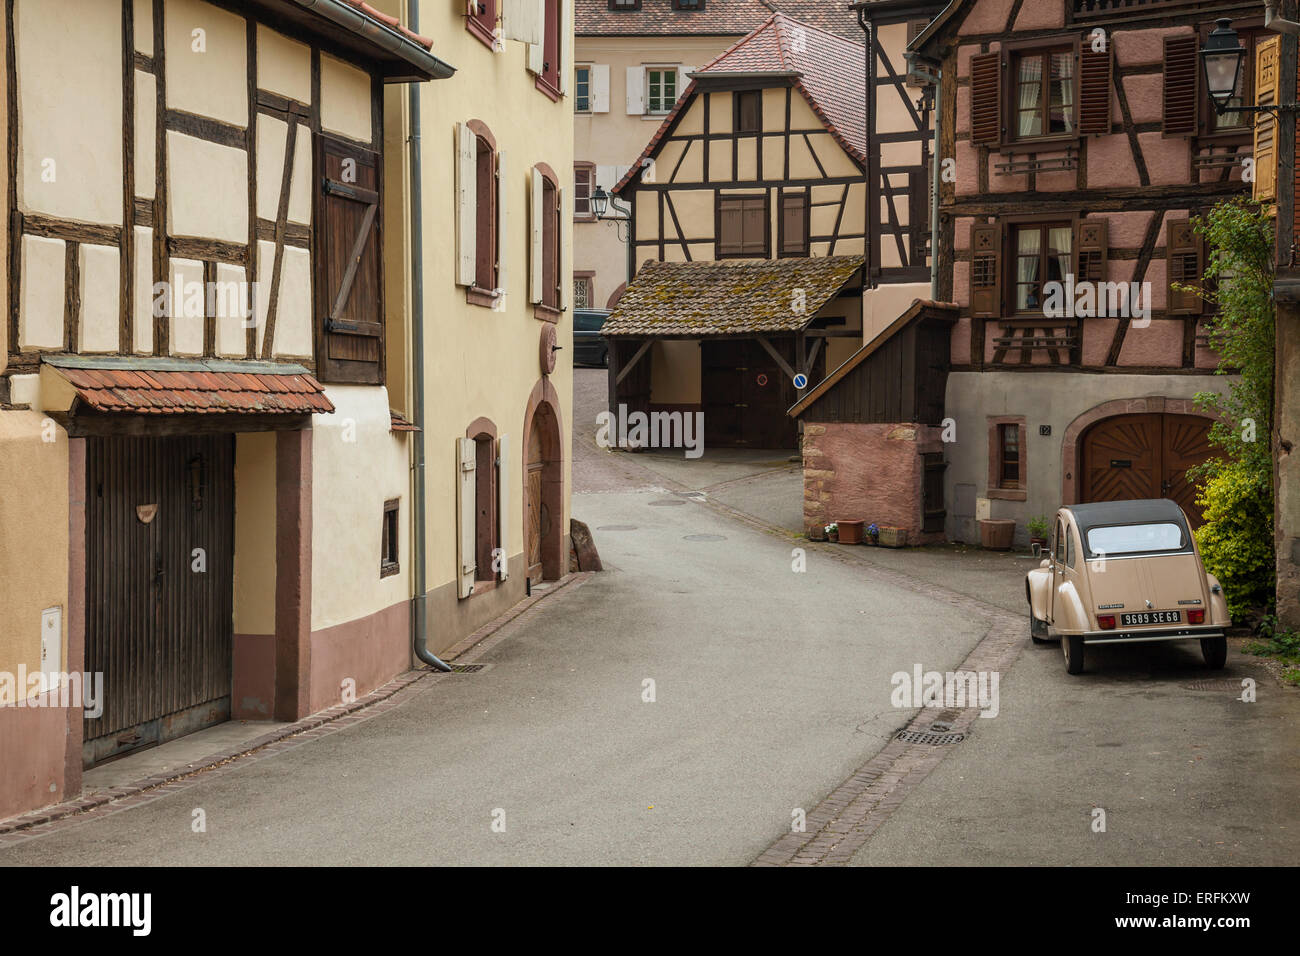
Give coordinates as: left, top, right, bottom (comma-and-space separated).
741, 198, 767, 255
1078, 45, 1112, 135
1075, 218, 1108, 283
970, 52, 1001, 147
906, 20, 930, 89
1162, 35, 1198, 136
542, 178, 558, 307
969, 221, 1001, 318
719, 199, 742, 255
780, 192, 808, 256
316, 136, 383, 385
1166, 218, 1203, 315
1254, 35, 1281, 203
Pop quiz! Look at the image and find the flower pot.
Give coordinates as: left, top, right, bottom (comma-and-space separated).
978, 518, 1016, 551
878, 526, 908, 548
828, 530, 839, 543
837, 519, 865, 545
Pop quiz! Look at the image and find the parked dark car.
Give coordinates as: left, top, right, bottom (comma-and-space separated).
573, 309, 611, 367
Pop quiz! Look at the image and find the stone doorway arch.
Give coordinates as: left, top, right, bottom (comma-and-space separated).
522, 378, 564, 582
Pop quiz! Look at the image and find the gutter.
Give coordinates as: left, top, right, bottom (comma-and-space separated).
289, 0, 456, 80
857, 7, 873, 292
930, 66, 942, 300
405, 0, 451, 673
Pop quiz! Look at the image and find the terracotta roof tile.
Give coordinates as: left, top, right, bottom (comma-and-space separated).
338, 0, 435, 50
48, 359, 335, 416
576, 1, 859, 39
603, 255, 864, 337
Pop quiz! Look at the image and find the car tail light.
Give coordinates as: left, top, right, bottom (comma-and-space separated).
1189, 609, 1205, 624
1098, 615, 1116, 630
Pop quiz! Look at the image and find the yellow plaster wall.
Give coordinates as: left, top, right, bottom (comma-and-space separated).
232, 431, 276, 635
165, 0, 248, 128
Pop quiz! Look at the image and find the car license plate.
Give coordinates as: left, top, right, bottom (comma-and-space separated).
1120, 610, 1181, 627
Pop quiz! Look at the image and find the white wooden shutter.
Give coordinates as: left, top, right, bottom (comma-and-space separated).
625, 66, 644, 114
457, 437, 477, 598
496, 434, 510, 581
528, 42, 543, 75
503, 0, 544, 45
455, 122, 477, 287
559, 6, 572, 95
557, 185, 567, 309
529, 165, 544, 304
495, 149, 508, 298
592, 64, 610, 113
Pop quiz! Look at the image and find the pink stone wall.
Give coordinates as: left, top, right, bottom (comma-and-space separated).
803, 422, 940, 543
1123, 74, 1164, 125
963, 0, 1014, 36
0, 702, 75, 821
1118, 318, 1184, 366
1142, 133, 1189, 186
308, 599, 411, 716
1088, 134, 1141, 189
1013, 1, 1063, 30
1115, 26, 1189, 67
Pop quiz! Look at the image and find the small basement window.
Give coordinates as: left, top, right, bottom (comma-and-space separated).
381, 499, 400, 577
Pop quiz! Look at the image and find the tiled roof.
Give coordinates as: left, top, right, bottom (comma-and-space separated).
391, 409, 421, 432
576, 1, 860, 39
615, 14, 865, 193
44, 358, 334, 415
340, 0, 434, 50
602, 255, 864, 337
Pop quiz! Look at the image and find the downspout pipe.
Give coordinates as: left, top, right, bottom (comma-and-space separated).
930, 66, 942, 301
857, 7, 873, 292
406, 0, 450, 673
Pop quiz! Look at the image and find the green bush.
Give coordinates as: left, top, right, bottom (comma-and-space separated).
1194, 457, 1274, 621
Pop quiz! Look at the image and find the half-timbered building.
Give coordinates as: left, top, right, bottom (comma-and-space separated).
602, 14, 869, 448
903, 0, 1249, 545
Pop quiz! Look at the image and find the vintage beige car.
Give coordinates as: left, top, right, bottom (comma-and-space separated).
1026, 499, 1231, 674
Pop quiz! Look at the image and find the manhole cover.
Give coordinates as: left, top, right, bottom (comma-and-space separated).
648, 500, 686, 506
896, 729, 966, 745
597, 525, 637, 531
1182, 678, 1247, 692
683, 533, 726, 541
445, 663, 491, 674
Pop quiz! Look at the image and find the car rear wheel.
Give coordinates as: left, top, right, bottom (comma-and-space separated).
1030, 616, 1051, 644
1063, 634, 1085, 674
601, 348, 609, 368
1201, 636, 1228, 669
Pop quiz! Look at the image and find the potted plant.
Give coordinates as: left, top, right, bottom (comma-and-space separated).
1026, 515, 1050, 554
865, 523, 880, 546
824, 522, 839, 543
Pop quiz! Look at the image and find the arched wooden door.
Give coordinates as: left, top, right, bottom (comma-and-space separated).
525, 401, 562, 582
1079, 413, 1213, 526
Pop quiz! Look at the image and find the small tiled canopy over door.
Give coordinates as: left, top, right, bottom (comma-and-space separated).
316, 136, 384, 384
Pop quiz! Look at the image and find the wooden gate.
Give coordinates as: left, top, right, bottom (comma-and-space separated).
702, 339, 812, 449
84, 435, 235, 765
1079, 413, 1212, 526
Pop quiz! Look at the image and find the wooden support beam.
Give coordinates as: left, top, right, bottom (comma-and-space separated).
615, 339, 652, 386
755, 334, 797, 381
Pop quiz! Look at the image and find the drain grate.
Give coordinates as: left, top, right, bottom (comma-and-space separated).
648, 500, 686, 507
683, 533, 727, 541
445, 662, 491, 674
896, 729, 966, 746
1182, 678, 1247, 692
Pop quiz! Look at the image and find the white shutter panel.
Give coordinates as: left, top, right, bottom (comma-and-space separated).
455, 122, 477, 287
625, 66, 644, 115
592, 65, 610, 113
559, 6, 572, 95
503, 0, 544, 45
457, 438, 477, 598
496, 434, 510, 581
557, 185, 567, 310
529, 166, 544, 304
528, 42, 543, 75
495, 149, 508, 300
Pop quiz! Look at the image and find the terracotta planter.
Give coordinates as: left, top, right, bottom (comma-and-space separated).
878, 526, 908, 548
828, 530, 839, 543
837, 519, 865, 545
979, 518, 1016, 551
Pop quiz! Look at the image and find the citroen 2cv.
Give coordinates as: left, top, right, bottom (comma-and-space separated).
1025, 499, 1231, 674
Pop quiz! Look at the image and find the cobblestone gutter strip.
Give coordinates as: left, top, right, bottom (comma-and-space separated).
0, 573, 593, 843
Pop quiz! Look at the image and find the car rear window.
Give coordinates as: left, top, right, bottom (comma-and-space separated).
574, 313, 606, 332
1085, 522, 1185, 556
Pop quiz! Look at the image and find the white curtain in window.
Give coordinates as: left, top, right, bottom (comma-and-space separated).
1053, 52, 1074, 134
1049, 227, 1072, 287
1018, 57, 1042, 137
1016, 228, 1041, 310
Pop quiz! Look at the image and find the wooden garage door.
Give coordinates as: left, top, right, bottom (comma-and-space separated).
702, 339, 813, 449
84, 435, 235, 765
1079, 413, 1212, 526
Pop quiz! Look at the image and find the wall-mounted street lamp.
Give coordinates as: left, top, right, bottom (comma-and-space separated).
1202, 17, 1300, 115
591, 186, 632, 242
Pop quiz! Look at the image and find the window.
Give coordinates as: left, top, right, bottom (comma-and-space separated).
531, 163, 563, 318
539, 0, 561, 95
466, 0, 496, 49
381, 499, 399, 577
474, 436, 497, 583
1054, 519, 1066, 564
673, 0, 703, 9
717, 195, 768, 258
574, 163, 595, 221
475, 135, 497, 292
609, 0, 640, 8
1203, 28, 1262, 134
1011, 48, 1075, 140
456, 121, 503, 308
998, 423, 1021, 488
1010, 222, 1071, 312
575, 65, 591, 112
778, 190, 809, 257
735, 90, 761, 133
1066, 527, 1076, 568
574, 274, 594, 310
647, 68, 677, 114
1086, 523, 1187, 557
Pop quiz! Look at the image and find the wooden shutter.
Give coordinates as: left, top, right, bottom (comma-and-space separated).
529, 166, 544, 303
316, 136, 383, 385
1166, 218, 1203, 314
497, 435, 509, 581
1078, 45, 1112, 136
1162, 35, 1198, 136
970, 52, 1001, 147
626, 66, 645, 114
719, 199, 742, 255
1075, 218, 1108, 283
969, 221, 1001, 318
496, 150, 508, 297
741, 198, 767, 256
504, 0, 544, 44
455, 122, 477, 286
592, 64, 610, 113
906, 21, 929, 88
1254, 35, 1281, 203
457, 438, 477, 599
559, 8, 572, 95
780, 192, 808, 256
557, 185, 566, 308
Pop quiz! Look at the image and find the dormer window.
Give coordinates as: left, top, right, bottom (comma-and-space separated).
609, 0, 641, 10
673, 0, 704, 9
